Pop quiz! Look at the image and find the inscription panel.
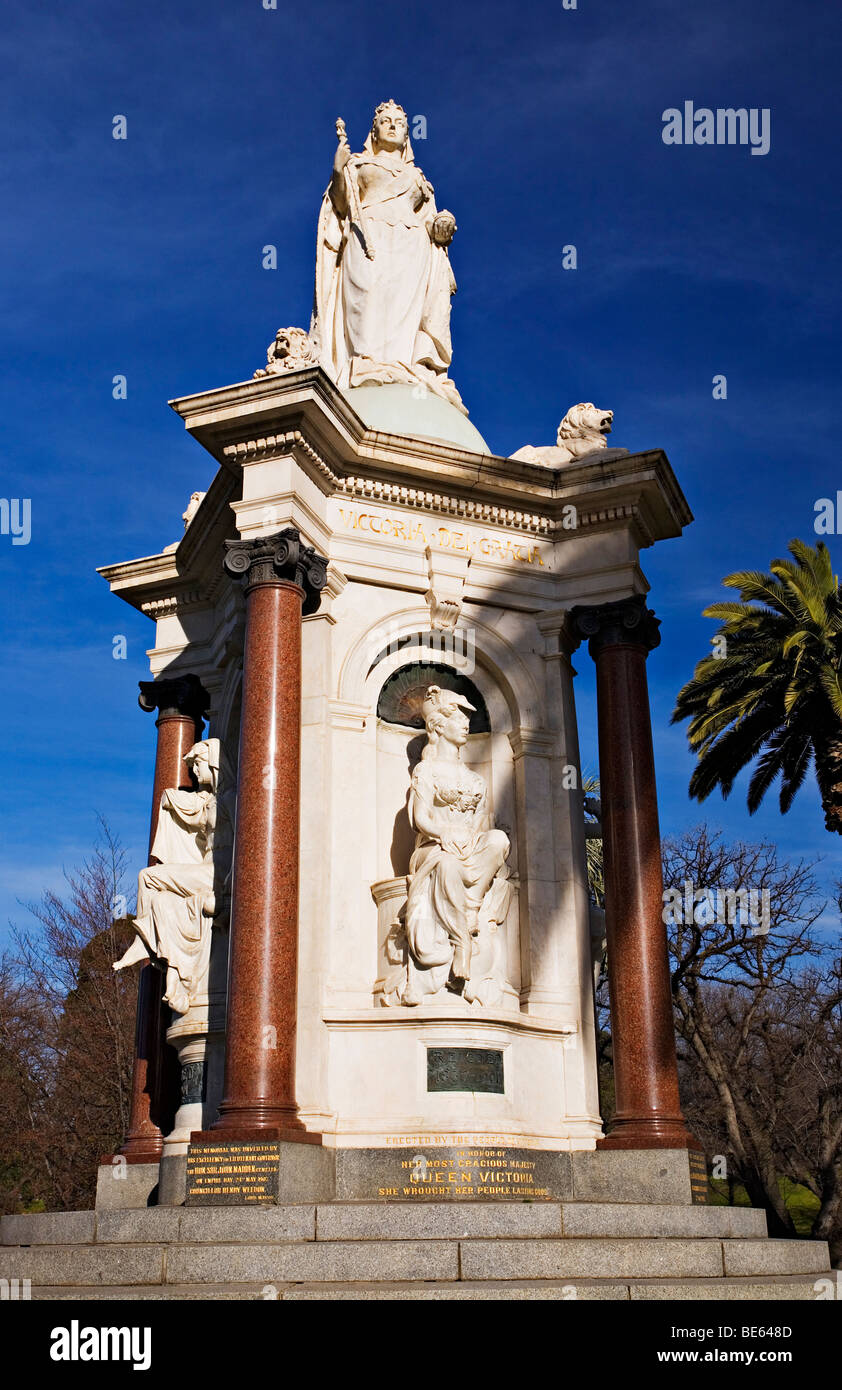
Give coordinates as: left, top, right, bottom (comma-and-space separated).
427, 1047, 504, 1094
186, 1141, 280, 1205
335, 1145, 572, 1202
688, 1149, 708, 1205
335, 506, 548, 569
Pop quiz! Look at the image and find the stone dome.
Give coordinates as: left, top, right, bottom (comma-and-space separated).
343, 384, 490, 454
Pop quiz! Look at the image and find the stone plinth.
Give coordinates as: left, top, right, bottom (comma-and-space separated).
140, 1144, 709, 1208
95, 1160, 160, 1211
185, 1139, 335, 1205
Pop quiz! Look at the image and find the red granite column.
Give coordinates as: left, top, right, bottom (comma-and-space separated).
118, 674, 209, 1160
571, 596, 697, 1150
208, 529, 327, 1141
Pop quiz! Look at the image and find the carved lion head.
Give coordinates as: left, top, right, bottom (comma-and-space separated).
271, 326, 313, 360
557, 403, 614, 445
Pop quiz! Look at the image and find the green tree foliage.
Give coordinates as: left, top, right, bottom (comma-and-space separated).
672, 539, 842, 831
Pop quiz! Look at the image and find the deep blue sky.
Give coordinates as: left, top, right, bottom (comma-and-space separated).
2, 0, 841, 946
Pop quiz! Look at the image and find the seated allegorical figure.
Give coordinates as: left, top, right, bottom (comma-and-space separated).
399, 685, 514, 1007
113, 738, 234, 1016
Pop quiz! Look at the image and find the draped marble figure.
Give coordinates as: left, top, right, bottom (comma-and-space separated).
399, 686, 514, 1007
114, 739, 234, 1015
311, 101, 464, 412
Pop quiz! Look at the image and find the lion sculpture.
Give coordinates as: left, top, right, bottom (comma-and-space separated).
511, 403, 615, 466
254, 326, 320, 378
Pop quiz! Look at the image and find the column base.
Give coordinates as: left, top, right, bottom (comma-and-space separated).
597, 1117, 702, 1151
205, 1100, 316, 1143
108, 1144, 163, 1163
190, 1128, 323, 1145
116, 1120, 164, 1163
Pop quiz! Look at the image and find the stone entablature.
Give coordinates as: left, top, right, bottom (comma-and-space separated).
102, 370, 690, 635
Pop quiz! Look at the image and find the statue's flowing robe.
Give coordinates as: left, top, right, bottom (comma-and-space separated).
133, 787, 233, 1015
405, 764, 510, 992
311, 143, 463, 411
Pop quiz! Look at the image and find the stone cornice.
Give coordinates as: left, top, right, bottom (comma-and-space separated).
218, 430, 673, 543
224, 424, 551, 534
170, 369, 693, 541
321, 1007, 578, 1038
103, 371, 692, 618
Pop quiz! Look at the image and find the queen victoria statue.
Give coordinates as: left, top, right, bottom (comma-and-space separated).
311, 101, 464, 412
114, 738, 234, 1016
383, 686, 516, 1009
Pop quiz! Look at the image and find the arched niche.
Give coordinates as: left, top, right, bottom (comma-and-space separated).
337, 604, 543, 734
375, 660, 499, 877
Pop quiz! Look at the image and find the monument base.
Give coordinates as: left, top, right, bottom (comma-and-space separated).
178, 1141, 706, 1207
158, 1154, 188, 1207
185, 1138, 335, 1206
333, 1146, 706, 1205
95, 1160, 159, 1211
334, 1145, 569, 1201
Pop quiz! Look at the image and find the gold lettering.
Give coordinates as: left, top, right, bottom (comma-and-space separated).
335, 506, 546, 568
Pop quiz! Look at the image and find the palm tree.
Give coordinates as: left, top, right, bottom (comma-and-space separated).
672, 539, 842, 833
582, 774, 604, 906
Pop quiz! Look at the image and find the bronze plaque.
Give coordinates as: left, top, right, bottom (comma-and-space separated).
185, 1141, 279, 1205
689, 1150, 708, 1205
427, 1047, 504, 1094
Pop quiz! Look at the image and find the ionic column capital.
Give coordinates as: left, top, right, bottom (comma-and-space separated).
138, 672, 210, 724
224, 528, 328, 613
569, 594, 661, 659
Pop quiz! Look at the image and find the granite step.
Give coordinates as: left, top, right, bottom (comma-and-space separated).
27, 1273, 833, 1302
457, 1236, 829, 1282
0, 1200, 768, 1247
0, 1235, 829, 1287
280, 1273, 835, 1302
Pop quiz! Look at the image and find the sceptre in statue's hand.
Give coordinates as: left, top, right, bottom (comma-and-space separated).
333, 117, 374, 260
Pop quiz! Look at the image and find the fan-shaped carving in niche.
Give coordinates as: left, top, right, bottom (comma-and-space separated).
377, 661, 490, 732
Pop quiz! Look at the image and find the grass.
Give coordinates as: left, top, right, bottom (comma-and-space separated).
708, 1176, 821, 1235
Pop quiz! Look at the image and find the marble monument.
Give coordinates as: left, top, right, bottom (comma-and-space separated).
97, 98, 698, 1206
